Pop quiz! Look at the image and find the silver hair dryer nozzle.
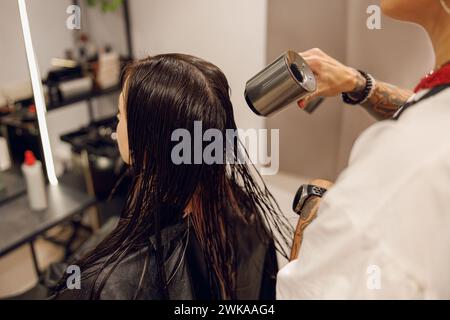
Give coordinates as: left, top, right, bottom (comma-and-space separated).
245, 50, 318, 117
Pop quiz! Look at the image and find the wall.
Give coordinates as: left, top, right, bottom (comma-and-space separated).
27, 0, 74, 76
79, 1, 128, 57
0, 0, 29, 87
337, 0, 435, 172
129, 0, 268, 132
265, 0, 435, 180
266, 0, 348, 181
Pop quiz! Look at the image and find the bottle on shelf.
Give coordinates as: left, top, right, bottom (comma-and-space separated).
21, 150, 47, 211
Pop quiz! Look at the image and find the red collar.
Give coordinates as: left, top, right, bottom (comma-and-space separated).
414, 62, 450, 93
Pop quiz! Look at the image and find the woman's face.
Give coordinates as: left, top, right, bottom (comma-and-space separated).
116, 91, 130, 164
380, 0, 440, 24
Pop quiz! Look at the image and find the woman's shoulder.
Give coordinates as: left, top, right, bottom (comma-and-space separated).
55, 221, 190, 300
52, 247, 152, 299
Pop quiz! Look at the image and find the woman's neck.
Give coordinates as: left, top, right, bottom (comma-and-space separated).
425, 12, 450, 69
433, 32, 450, 70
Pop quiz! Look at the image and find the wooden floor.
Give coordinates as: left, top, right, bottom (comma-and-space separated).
0, 239, 63, 298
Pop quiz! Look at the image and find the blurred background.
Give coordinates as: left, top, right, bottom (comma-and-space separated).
0, 0, 434, 298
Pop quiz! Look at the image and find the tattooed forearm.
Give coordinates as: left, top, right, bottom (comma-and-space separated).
349, 73, 414, 120
362, 82, 413, 120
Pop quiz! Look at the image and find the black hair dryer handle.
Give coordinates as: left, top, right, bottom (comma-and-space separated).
303, 97, 325, 114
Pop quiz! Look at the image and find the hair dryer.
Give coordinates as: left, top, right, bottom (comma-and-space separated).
245, 50, 323, 117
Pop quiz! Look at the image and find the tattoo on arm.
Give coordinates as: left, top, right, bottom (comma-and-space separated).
350, 73, 414, 120
362, 82, 413, 120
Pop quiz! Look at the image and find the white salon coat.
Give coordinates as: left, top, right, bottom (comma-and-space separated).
277, 88, 450, 299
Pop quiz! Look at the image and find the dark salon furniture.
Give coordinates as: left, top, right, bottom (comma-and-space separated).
0, 175, 96, 277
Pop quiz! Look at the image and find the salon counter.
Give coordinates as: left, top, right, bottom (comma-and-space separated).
0, 170, 26, 205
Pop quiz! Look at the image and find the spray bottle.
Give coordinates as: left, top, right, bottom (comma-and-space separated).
21, 150, 47, 210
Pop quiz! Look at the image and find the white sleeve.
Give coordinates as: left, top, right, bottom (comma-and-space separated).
277, 200, 427, 299
277, 117, 450, 299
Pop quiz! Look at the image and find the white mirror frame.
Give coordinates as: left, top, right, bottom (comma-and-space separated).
18, 0, 58, 185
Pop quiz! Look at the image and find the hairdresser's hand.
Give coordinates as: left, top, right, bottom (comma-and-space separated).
290, 178, 334, 261
297, 48, 364, 109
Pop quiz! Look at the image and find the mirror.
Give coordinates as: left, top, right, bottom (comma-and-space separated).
22, 0, 132, 200
0, 0, 38, 202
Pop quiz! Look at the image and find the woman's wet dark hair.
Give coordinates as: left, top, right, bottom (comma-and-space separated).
56, 53, 293, 299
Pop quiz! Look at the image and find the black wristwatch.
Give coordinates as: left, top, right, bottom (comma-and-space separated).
292, 184, 327, 215
342, 70, 374, 105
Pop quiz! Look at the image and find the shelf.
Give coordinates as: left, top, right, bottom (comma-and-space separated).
46, 85, 120, 111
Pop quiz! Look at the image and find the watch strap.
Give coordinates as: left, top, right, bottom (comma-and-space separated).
306, 185, 327, 198
342, 70, 375, 105
293, 184, 328, 214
